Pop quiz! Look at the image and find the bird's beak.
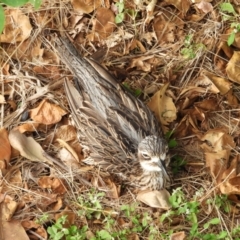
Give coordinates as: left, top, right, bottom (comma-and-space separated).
157, 159, 170, 182
151, 156, 170, 181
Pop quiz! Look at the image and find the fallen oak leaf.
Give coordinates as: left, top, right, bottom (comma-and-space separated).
148, 83, 177, 133
0, 128, 11, 164
226, 51, 240, 84
56, 138, 79, 162
8, 129, 53, 165
2, 220, 30, 240
170, 231, 186, 240
0, 9, 32, 43
137, 189, 171, 209
30, 99, 67, 125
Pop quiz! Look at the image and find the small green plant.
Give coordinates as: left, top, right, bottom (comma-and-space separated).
114, 0, 137, 24
123, 82, 142, 97
206, 194, 231, 214
35, 213, 49, 225
115, 0, 125, 23
47, 215, 88, 240
165, 131, 186, 173
219, 2, 239, 46
0, 0, 41, 33
180, 34, 205, 59
77, 190, 105, 219
160, 188, 231, 239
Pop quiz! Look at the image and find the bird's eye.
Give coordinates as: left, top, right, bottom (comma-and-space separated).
142, 152, 151, 160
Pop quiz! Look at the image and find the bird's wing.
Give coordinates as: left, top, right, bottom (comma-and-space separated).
56, 37, 162, 153
64, 79, 136, 173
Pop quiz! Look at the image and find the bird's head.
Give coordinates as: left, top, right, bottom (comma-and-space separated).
137, 135, 170, 178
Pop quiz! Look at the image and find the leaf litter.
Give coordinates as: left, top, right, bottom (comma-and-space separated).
1, 0, 240, 239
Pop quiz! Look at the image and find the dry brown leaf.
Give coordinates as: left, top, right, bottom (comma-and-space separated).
1, 169, 23, 194
1, 195, 18, 221
0, 9, 32, 43
92, 8, 116, 40
205, 150, 229, 184
30, 99, 67, 125
136, 189, 171, 209
199, 129, 235, 152
104, 177, 119, 199
153, 15, 176, 44
8, 129, 53, 164
55, 208, 76, 227
56, 139, 80, 163
0, 128, 11, 164
194, 98, 219, 111
2, 63, 10, 75
225, 89, 239, 106
38, 176, 66, 194
71, 0, 101, 13
54, 125, 78, 142
42, 49, 60, 65
6, 38, 44, 61
220, 176, 240, 195
0, 94, 5, 104
127, 233, 140, 240
148, 83, 177, 132
196, 1, 213, 13
128, 39, 146, 53
164, 0, 190, 16
32, 65, 61, 80
170, 231, 186, 240
145, 0, 157, 24
221, 155, 238, 181
203, 71, 231, 95
22, 220, 48, 239
2, 220, 29, 240
226, 51, 240, 84
18, 122, 40, 133
53, 197, 63, 211
128, 56, 153, 72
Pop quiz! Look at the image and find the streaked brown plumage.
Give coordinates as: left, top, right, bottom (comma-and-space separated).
55, 37, 170, 190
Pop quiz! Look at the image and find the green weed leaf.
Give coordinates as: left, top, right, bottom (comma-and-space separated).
228, 32, 235, 46
115, 12, 124, 24
168, 139, 177, 148
220, 3, 236, 14
116, 1, 124, 13
0, 5, 5, 33
1, 0, 29, 7
29, 0, 41, 9
204, 218, 220, 229
97, 230, 112, 240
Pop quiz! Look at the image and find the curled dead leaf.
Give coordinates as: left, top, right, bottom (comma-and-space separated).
202, 71, 231, 95
199, 129, 235, 152
148, 83, 177, 132
0, 128, 11, 164
38, 176, 66, 194
226, 51, 240, 84
0, 94, 5, 103
71, 0, 101, 14
56, 139, 80, 163
30, 99, 67, 125
2, 220, 29, 240
0, 9, 32, 43
204, 150, 229, 184
137, 189, 171, 209
8, 129, 53, 164
170, 231, 186, 240
92, 8, 116, 40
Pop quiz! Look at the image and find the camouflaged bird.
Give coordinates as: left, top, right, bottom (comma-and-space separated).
55, 37, 170, 190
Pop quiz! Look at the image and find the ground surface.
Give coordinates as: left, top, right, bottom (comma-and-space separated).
1, 0, 240, 239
